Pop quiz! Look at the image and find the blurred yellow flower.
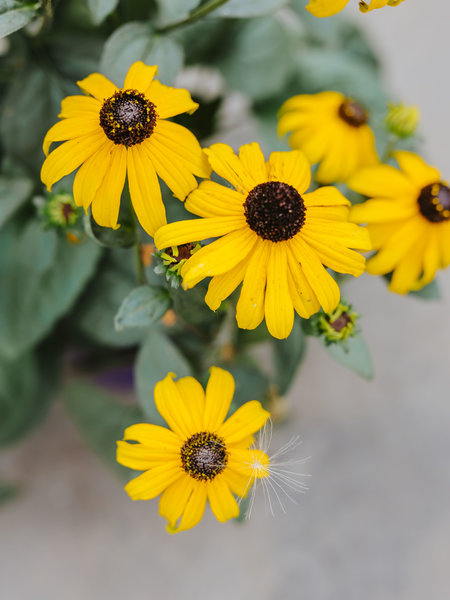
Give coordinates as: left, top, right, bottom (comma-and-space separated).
349, 151, 450, 294
278, 91, 379, 184
155, 143, 371, 339
117, 367, 270, 533
41, 61, 210, 236
306, 0, 404, 17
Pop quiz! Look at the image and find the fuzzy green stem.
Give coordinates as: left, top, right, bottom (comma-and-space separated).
157, 0, 230, 34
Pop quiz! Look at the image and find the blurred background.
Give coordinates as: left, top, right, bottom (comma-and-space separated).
2, 2, 450, 599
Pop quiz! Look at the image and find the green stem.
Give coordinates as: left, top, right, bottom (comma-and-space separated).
126, 189, 147, 286
157, 0, 230, 34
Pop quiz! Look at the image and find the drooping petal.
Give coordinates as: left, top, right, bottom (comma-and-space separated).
153, 120, 211, 177
77, 73, 118, 101
203, 366, 235, 431
205, 259, 247, 311
159, 475, 194, 530
43, 116, 100, 155
350, 198, 418, 224
154, 372, 199, 438
207, 477, 239, 522
124, 61, 158, 92
221, 468, 253, 498
219, 401, 270, 445
204, 144, 255, 193
238, 142, 268, 188
302, 218, 372, 250
348, 164, 416, 198
415, 226, 440, 289
389, 234, 427, 294
267, 150, 311, 194
394, 151, 441, 189
168, 483, 207, 533
127, 143, 166, 236
154, 216, 245, 250
117, 440, 179, 470
91, 144, 127, 229
41, 130, 106, 191
124, 462, 182, 500
286, 247, 321, 318
264, 242, 295, 339
300, 230, 366, 276
236, 239, 270, 330
58, 95, 101, 119
73, 140, 113, 210
186, 180, 245, 218
146, 79, 198, 118
303, 186, 350, 209
174, 376, 205, 433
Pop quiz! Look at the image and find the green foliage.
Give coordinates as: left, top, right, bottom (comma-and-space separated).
324, 334, 373, 380
273, 320, 306, 395
135, 328, 191, 422
0, 1, 39, 39
0, 218, 101, 360
86, 0, 119, 25
0, 176, 32, 228
114, 285, 172, 331
226, 361, 270, 411
100, 22, 184, 86
409, 279, 440, 301
0, 480, 20, 505
213, 0, 289, 18
63, 381, 144, 476
85, 214, 136, 248
155, 0, 200, 26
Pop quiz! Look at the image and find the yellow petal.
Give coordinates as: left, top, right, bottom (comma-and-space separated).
159, 475, 194, 529
221, 468, 253, 498
123, 423, 182, 447
73, 140, 113, 210
181, 227, 258, 289
186, 180, 245, 218
207, 477, 239, 522
350, 198, 418, 224
77, 72, 117, 101
228, 448, 270, 479
389, 234, 427, 294
286, 247, 321, 318
305, 0, 350, 17
174, 376, 205, 433
40, 130, 105, 191
203, 366, 235, 431
300, 230, 366, 276
205, 259, 247, 311
124, 61, 157, 92
43, 116, 100, 155
155, 216, 245, 250
414, 227, 440, 290
438, 221, 450, 267
348, 164, 416, 198
168, 483, 207, 533
154, 372, 198, 438
205, 143, 255, 193
315, 124, 349, 184
236, 239, 270, 330
289, 236, 340, 313
219, 401, 270, 445
238, 142, 268, 188
302, 219, 372, 250
124, 462, 182, 500
303, 186, 350, 208
279, 91, 343, 115
394, 151, 441, 189
58, 95, 101, 119
116, 440, 179, 470
267, 150, 311, 194
265, 242, 294, 339
127, 144, 166, 236
146, 79, 198, 118
91, 144, 127, 229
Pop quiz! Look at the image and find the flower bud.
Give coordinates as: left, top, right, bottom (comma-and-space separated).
310, 301, 359, 345
385, 102, 420, 138
154, 242, 201, 288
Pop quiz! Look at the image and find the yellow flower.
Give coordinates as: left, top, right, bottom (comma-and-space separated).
154, 143, 371, 339
349, 151, 450, 294
278, 91, 379, 184
117, 367, 270, 533
41, 61, 211, 236
305, 0, 404, 17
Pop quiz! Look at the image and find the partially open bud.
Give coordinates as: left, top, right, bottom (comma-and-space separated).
310, 301, 359, 345
385, 102, 420, 138
154, 242, 201, 288
35, 191, 82, 231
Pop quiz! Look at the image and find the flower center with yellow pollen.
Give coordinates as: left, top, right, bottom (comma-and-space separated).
99, 89, 157, 146
244, 181, 306, 242
418, 183, 450, 223
338, 99, 368, 127
181, 432, 228, 481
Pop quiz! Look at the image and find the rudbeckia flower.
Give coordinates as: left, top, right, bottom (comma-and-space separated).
349, 151, 450, 294
41, 61, 211, 236
305, 0, 404, 18
117, 367, 270, 533
154, 143, 371, 339
278, 91, 379, 184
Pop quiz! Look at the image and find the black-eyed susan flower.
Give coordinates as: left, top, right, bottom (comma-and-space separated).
349, 151, 450, 294
117, 367, 270, 533
278, 92, 379, 184
305, 0, 404, 17
41, 61, 211, 236
154, 143, 371, 339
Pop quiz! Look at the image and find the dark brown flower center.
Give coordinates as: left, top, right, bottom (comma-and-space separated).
418, 182, 450, 223
244, 181, 306, 242
181, 432, 228, 481
329, 312, 351, 332
99, 89, 157, 147
338, 100, 367, 127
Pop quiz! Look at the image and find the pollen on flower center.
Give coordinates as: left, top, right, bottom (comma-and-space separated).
338, 99, 367, 128
99, 89, 157, 147
244, 181, 306, 242
180, 432, 228, 481
418, 182, 450, 223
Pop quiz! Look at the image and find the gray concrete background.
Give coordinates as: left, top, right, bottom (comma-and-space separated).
2, 2, 450, 599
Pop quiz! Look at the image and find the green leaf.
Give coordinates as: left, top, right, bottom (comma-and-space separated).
73, 249, 146, 348
0, 176, 32, 228
273, 320, 306, 395
0, 4, 38, 39
226, 362, 270, 411
213, 0, 288, 17
63, 381, 144, 477
136, 328, 191, 422
86, 0, 118, 24
409, 279, 440, 301
218, 16, 293, 101
100, 22, 184, 86
85, 214, 136, 248
0, 219, 101, 360
325, 335, 373, 380
0, 480, 20, 505
155, 0, 200, 25
114, 285, 172, 331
